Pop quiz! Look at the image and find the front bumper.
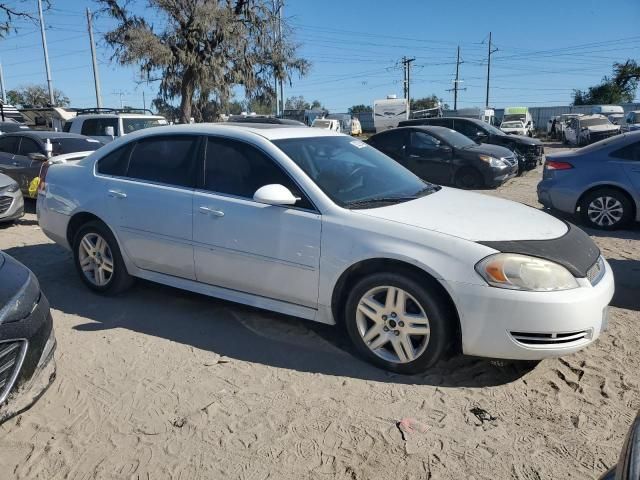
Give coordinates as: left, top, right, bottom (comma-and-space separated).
0, 292, 56, 424
450, 258, 615, 360
487, 165, 518, 187
0, 191, 24, 223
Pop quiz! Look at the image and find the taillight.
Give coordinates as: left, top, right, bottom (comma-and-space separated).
545, 160, 573, 170
38, 162, 50, 193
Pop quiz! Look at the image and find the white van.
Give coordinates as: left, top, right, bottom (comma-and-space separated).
502, 107, 534, 136
311, 118, 340, 132
373, 96, 409, 133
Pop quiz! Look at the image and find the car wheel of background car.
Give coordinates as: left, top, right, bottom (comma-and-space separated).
454, 168, 484, 189
344, 272, 453, 374
73, 220, 133, 294
580, 188, 632, 230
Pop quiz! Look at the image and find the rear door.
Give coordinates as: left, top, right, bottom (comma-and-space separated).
368, 130, 408, 163
0, 136, 27, 189
14, 137, 46, 190
406, 130, 452, 184
102, 134, 200, 279
611, 140, 640, 195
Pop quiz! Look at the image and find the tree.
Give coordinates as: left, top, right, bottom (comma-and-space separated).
348, 104, 372, 115
284, 96, 323, 110
573, 60, 640, 105
310, 99, 323, 109
6, 84, 70, 107
99, 0, 309, 123
0, 2, 49, 38
410, 95, 443, 111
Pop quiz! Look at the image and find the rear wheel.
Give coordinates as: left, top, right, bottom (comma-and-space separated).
73, 221, 133, 294
344, 273, 454, 374
579, 188, 632, 230
454, 168, 484, 189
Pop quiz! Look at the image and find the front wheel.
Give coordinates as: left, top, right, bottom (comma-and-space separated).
580, 188, 632, 230
454, 168, 484, 189
73, 220, 133, 294
344, 273, 454, 374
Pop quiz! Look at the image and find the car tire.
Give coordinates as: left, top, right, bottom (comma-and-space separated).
73, 220, 133, 294
454, 168, 484, 189
344, 272, 454, 374
579, 188, 633, 230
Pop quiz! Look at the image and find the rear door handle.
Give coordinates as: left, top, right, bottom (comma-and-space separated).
12, 161, 19, 166
107, 189, 127, 199
199, 206, 225, 217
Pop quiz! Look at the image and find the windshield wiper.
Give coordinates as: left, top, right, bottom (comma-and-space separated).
346, 185, 439, 209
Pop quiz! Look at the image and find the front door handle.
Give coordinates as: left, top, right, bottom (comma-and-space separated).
12, 161, 19, 166
199, 206, 225, 217
107, 189, 127, 199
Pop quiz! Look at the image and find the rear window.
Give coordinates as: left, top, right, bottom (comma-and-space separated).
50, 137, 103, 156
122, 117, 167, 134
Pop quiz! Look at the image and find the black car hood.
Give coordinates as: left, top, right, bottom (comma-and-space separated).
479, 222, 600, 277
499, 134, 542, 146
462, 143, 515, 158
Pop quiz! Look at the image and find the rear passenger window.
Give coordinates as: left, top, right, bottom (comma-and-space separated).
97, 145, 131, 176
611, 141, 640, 161
126, 135, 199, 187
204, 137, 313, 210
18, 138, 42, 156
0, 136, 19, 154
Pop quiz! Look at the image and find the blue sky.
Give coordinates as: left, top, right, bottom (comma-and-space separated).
1, 0, 639, 113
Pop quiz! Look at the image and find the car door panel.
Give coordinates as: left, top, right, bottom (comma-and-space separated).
193, 192, 321, 307
407, 131, 452, 184
104, 135, 199, 279
0, 137, 25, 188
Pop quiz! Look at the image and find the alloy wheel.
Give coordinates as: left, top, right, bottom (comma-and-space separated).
78, 232, 114, 287
355, 286, 430, 364
587, 196, 624, 227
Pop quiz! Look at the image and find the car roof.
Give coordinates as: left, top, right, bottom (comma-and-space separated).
73, 113, 164, 119
0, 131, 92, 140
100, 123, 343, 142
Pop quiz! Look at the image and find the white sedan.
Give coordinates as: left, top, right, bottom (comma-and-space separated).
37, 124, 614, 373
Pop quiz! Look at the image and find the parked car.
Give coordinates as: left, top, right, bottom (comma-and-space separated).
311, 118, 341, 132
538, 131, 640, 230
502, 106, 534, 136
599, 410, 640, 480
622, 110, 640, 133
0, 173, 23, 223
500, 120, 528, 136
399, 117, 543, 172
563, 115, 620, 146
38, 124, 613, 374
367, 126, 518, 189
65, 109, 168, 143
555, 113, 583, 140
0, 132, 103, 194
0, 251, 56, 424
0, 120, 30, 134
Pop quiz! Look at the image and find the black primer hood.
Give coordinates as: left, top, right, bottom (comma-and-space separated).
479, 222, 600, 277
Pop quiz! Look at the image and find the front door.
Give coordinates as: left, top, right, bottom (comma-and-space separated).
13, 136, 46, 191
0, 136, 27, 189
104, 134, 200, 279
406, 130, 452, 184
193, 136, 321, 308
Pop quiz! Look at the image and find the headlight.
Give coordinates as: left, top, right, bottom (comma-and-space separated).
475, 253, 579, 291
0, 182, 19, 193
479, 155, 506, 168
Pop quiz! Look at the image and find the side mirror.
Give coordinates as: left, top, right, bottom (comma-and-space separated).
28, 152, 48, 162
104, 126, 115, 137
253, 184, 298, 206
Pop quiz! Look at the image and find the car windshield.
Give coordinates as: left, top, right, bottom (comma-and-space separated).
503, 114, 525, 123
502, 121, 524, 128
434, 128, 476, 149
273, 136, 438, 208
580, 118, 611, 127
49, 137, 102, 155
313, 120, 332, 128
122, 117, 167, 134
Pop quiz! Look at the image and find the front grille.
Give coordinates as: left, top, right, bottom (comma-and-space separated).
589, 130, 618, 143
502, 155, 518, 167
522, 145, 543, 161
0, 196, 12, 215
0, 340, 27, 404
510, 330, 592, 346
587, 256, 606, 286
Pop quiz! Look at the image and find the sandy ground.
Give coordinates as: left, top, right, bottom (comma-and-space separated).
0, 142, 638, 479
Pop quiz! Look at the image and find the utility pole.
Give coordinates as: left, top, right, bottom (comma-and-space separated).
38, 0, 55, 106
142, 90, 146, 111
0, 62, 6, 104
401, 56, 415, 104
277, 1, 284, 116
485, 32, 498, 108
447, 46, 466, 110
86, 8, 102, 108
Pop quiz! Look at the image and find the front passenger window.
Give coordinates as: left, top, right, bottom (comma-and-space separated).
204, 137, 313, 210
